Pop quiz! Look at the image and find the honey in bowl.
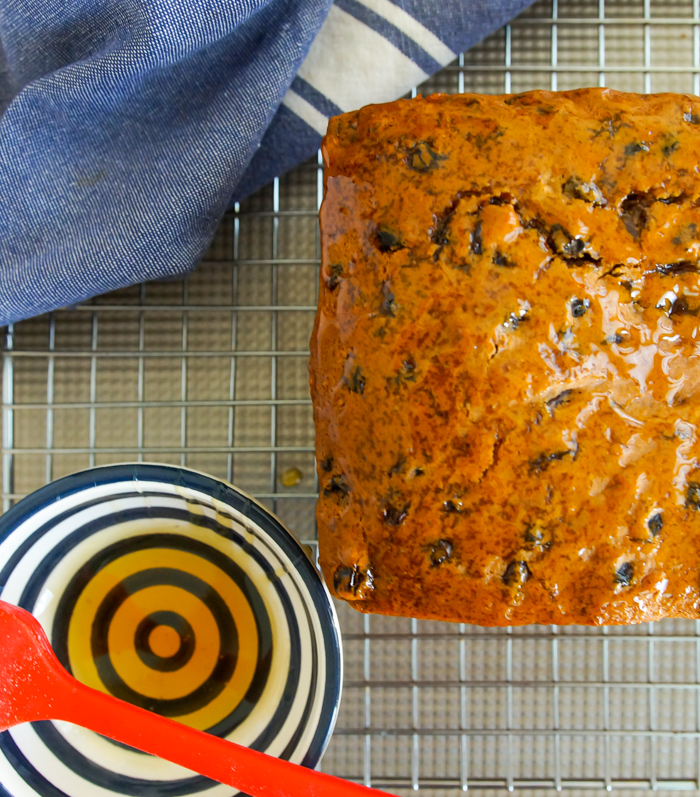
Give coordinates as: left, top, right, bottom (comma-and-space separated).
57, 539, 269, 732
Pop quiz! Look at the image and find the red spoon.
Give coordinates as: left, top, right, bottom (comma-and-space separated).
0, 599, 389, 797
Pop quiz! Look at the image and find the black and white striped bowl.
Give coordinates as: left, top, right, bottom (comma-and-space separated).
0, 464, 342, 797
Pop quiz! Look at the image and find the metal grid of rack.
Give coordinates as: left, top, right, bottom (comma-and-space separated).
5, 0, 700, 791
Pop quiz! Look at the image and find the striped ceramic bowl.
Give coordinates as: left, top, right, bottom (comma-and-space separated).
0, 464, 342, 797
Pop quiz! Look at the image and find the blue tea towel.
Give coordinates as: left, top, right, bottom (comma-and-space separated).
0, 0, 532, 325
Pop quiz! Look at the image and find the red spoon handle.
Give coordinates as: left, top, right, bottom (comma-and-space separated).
55, 675, 388, 797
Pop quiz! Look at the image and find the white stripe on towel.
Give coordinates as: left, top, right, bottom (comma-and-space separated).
282, 90, 330, 135
354, 0, 456, 65
297, 4, 428, 114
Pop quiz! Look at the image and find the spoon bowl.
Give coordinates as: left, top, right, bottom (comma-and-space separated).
0, 600, 66, 730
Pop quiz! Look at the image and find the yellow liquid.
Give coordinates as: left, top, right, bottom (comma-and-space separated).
67, 548, 259, 730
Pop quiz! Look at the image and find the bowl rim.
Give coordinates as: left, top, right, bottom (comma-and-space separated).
0, 462, 343, 772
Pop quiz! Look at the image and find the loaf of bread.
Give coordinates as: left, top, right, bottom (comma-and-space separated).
310, 88, 700, 625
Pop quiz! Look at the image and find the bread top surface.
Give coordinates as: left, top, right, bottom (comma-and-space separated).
311, 89, 700, 625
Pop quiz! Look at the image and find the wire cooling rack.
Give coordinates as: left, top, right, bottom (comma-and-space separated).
5, 0, 700, 791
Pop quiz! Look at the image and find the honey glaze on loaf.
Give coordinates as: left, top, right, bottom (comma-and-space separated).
310, 88, 700, 625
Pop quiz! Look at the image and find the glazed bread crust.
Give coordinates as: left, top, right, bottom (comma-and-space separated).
311, 88, 700, 625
